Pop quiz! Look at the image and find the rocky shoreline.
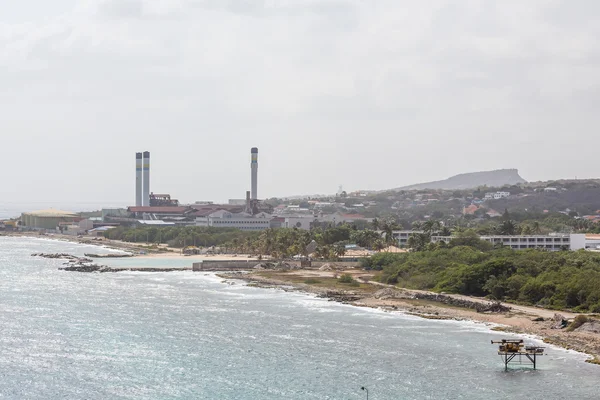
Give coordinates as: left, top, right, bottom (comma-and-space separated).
32, 252, 188, 273
84, 253, 134, 258
219, 271, 600, 365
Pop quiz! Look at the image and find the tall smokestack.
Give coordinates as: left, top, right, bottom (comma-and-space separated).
245, 190, 251, 214
135, 152, 143, 206
142, 151, 150, 206
251, 147, 258, 200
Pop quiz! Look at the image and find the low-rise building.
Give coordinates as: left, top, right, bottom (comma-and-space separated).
58, 223, 82, 236
318, 212, 371, 225
195, 210, 271, 231
282, 216, 315, 230
391, 230, 422, 247
484, 191, 510, 200
21, 209, 80, 230
78, 219, 95, 232
431, 233, 585, 251
101, 208, 128, 221
585, 234, 600, 250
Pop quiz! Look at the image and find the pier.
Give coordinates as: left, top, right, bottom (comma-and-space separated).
492, 339, 544, 371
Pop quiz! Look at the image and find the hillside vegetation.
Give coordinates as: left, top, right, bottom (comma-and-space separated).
362, 245, 600, 313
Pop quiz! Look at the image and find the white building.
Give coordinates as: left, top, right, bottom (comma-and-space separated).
585, 234, 600, 250
78, 219, 95, 232
283, 216, 315, 230
431, 233, 585, 251
484, 191, 511, 200
391, 230, 420, 247
195, 210, 271, 231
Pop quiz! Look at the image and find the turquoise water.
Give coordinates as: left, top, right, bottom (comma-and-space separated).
0, 237, 598, 399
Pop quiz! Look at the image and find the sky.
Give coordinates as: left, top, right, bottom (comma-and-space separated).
1, 0, 599, 207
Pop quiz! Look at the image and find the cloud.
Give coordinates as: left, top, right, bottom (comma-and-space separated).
1, 0, 599, 203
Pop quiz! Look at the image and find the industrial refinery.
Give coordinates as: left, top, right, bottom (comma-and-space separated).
118, 147, 274, 230
14, 145, 372, 234
134, 147, 260, 212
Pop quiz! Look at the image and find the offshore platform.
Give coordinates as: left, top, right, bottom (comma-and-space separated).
492, 339, 545, 370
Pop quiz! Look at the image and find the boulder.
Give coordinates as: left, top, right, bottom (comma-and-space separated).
551, 313, 568, 329
574, 320, 600, 334
319, 264, 332, 271
374, 288, 403, 300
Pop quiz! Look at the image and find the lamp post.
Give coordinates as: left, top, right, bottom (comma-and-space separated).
361, 386, 368, 400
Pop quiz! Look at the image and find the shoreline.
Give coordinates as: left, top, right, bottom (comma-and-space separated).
6, 232, 600, 364
3, 232, 260, 262
219, 271, 600, 365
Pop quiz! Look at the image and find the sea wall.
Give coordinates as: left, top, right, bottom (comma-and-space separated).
192, 260, 360, 271
193, 260, 258, 271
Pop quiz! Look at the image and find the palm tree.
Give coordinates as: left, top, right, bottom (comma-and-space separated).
439, 226, 452, 236
412, 221, 423, 231
333, 243, 346, 259
422, 220, 441, 235
372, 239, 385, 252
371, 218, 380, 230
498, 220, 518, 235
381, 221, 394, 246
407, 233, 429, 252
520, 225, 533, 235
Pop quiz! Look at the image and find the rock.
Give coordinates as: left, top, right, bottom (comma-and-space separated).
374, 288, 404, 300
551, 313, 568, 329
532, 317, 545, 322
59, 264, 111, 272
84, 253, 133, 258
317, 290, 362, 303
410, 292, 512, 313
319, 264, 332, 271
574, 320, 600, 334
476, 301, 511, 313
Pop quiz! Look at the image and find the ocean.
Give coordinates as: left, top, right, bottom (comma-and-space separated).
0, 236, 598, 399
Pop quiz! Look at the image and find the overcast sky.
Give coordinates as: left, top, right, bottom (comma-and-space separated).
1, 0, 599, 206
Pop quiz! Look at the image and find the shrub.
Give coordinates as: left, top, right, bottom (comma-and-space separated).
338, 273, 355, 284
566, 315, 589, 332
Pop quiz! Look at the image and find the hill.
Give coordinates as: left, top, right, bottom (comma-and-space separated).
394, 169, 527, 191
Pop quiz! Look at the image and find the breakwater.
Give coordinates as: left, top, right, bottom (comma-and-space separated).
32, 252, 189, 273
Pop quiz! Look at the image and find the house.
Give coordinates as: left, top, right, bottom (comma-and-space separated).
484, 192, 510, 200
463, 205, 479, 215
486, 209, 502, 218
